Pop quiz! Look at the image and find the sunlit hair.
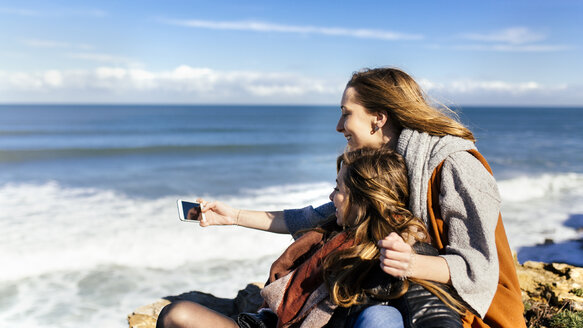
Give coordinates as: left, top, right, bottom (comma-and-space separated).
347, 67, 475, 142
322, 148, 465, 313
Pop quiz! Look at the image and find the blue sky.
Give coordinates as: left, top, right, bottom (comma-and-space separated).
1, 0, 581, 105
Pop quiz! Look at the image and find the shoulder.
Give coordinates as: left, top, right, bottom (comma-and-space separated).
440, 151, 501, 201
443, 151, 488, 173
427, 134, 476, 169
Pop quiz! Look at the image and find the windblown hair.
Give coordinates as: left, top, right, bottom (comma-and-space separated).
322, 148, 465, 313
347, 67, 475, 142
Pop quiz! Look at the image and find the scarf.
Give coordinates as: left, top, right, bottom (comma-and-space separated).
261, 229, 354, 328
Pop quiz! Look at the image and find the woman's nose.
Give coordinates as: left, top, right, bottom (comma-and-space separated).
329, 191, 334, 201
336, 117, 344, 133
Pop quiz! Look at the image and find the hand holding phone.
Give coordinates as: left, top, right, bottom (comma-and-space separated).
177, 200, 206, 222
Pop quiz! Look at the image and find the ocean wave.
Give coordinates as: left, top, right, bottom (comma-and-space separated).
497, 173, 583, 251
498, 172, 583, 202
2, 175, 582, 281
1, 178, 582, 328
0, 181, 333, 281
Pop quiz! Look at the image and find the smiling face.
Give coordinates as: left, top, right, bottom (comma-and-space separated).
336, 87, 384, 150
329, 166, 357, 226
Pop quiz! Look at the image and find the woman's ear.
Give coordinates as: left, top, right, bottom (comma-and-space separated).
375, 111, 388, 128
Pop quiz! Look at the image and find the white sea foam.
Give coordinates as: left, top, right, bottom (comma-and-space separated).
1, 174, 582, 327
497, 173, 583, 260
498, 172, 583, 202
0, 181, 335, 281
2, 174, 582, 281
0, 181, 334, 327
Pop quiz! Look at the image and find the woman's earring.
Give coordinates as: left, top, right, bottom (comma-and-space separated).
370, 125, 380, 135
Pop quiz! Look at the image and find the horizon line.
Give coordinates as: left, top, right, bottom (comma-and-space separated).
1, 103, 582, 109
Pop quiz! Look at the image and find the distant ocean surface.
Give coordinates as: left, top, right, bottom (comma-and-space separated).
1, 104, 582, 327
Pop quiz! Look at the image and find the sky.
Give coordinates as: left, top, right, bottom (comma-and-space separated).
0, 0, 582, 106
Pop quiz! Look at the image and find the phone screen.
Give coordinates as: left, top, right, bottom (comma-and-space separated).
180, 201, 203, 221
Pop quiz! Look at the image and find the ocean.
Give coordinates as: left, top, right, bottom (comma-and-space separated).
1, 104, 582, 327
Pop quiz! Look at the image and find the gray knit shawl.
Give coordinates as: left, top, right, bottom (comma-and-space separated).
396, 129, 476, 221
396, 128, 500, 317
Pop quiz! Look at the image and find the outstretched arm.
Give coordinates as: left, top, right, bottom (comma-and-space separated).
193, 199, 335, 236
195, 199, 289, 233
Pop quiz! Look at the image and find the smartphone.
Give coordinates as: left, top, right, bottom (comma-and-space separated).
177, 199, 206, 222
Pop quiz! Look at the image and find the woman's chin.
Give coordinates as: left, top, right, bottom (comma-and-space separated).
346, 143, 365, 152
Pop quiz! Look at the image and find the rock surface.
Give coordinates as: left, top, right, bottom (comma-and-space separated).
128, 262, 583, 328
517, 261, 583, 311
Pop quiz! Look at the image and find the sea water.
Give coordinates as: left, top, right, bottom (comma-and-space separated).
0, 105, 582, 327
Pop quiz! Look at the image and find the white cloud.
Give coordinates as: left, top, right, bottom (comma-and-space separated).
0, 67, 578, 105
417, 78, 579, 105
22, 39, 93, 50
163, 18, 423, 41
453, 43, 570, 52
43, 70, 63, 87
95, 67, 127, 80
67, 52, 138, 65
419, 78, 566, 94
461, 27, 546, 45
5, 72, 44, 90
456, 27, 568, 52
0, 66, 345, 103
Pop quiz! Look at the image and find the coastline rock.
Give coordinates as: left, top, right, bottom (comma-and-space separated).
517, 261, 583, 311
128, 299, 171, 328
128, 263, 582, 328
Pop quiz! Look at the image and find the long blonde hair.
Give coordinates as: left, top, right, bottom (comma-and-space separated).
322, 148, 465, 313
347, 67, 475, 142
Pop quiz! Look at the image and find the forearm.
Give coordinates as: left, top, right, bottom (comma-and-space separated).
409, 254, 451, 284
235, 209, 289, 234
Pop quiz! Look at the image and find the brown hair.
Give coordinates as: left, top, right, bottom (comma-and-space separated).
347, 67, 475, 142
323, 148, 465, 313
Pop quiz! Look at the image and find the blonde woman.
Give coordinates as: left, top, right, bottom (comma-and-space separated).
178, 68, 525, 328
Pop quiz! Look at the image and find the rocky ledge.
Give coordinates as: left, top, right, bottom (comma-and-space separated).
129, 261, 583, 328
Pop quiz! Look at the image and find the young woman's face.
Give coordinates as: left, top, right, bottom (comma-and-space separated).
336, 87, 383, 150
329, 166, 357, 226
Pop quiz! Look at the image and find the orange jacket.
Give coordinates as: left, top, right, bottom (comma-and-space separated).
427, 149, 526, 328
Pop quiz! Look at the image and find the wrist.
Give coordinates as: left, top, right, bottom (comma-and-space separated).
405, 253, 416, 278
234, 209, 241, 226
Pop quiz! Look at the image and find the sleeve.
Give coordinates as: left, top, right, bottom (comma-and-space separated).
283, 202, 335, 238
438, 151, 500, 317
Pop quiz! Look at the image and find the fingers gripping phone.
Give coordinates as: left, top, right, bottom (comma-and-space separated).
177, 200, 206, 222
